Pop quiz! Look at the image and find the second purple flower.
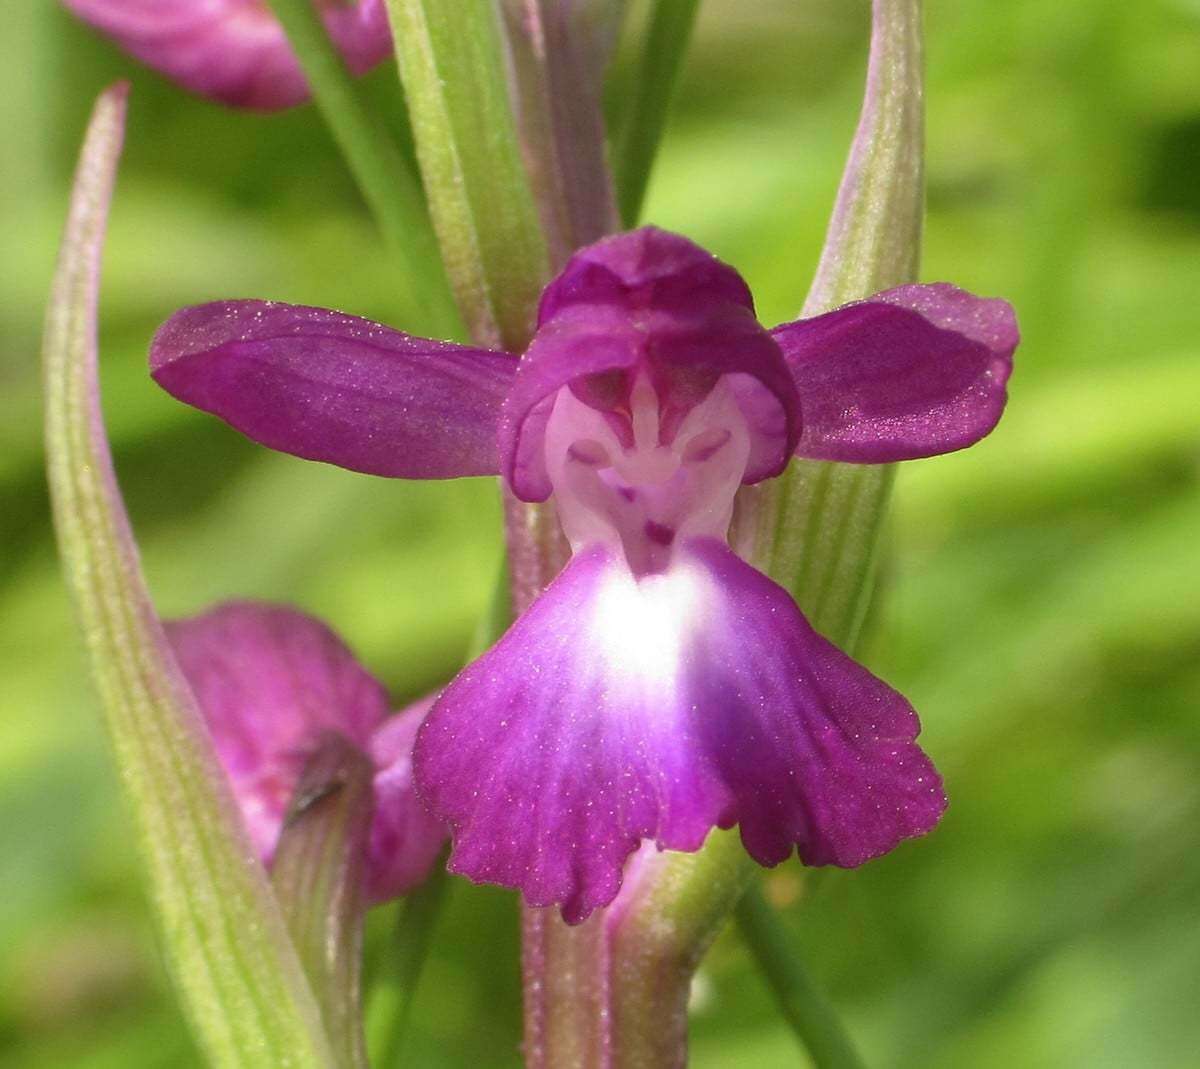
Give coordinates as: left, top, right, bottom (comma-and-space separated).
62, 0, 392, 111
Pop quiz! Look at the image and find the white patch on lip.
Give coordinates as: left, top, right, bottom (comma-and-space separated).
587, 556, 712, 700
543, 375, 752, 577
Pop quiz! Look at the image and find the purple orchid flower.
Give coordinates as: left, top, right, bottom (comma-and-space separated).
166, 600, 445, 903
61, 0, 392, 111
151, 227, 1017, 922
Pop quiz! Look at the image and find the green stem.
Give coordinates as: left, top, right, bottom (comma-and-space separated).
612, 0, 702, 226
735, 886, 868, 1069
265, 0, 459, 335
370, 554, 512, 1065
609, 833, 756, 1068
385, 0, 550, 351
370, 864, 449, 1068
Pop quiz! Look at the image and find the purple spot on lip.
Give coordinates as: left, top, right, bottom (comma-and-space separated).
644, 521, 675, 546
617, 486, 636, 503
569, 439, 609, 465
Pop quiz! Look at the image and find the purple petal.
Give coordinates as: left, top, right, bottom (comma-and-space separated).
62, 0, 393, 111
415, 538, 944, 923
166, 601, 388, 862
501, 228, 800, 500
151, 300, 515, 479
772, 283, 1017, 463
536, 226, 756, 322
366, 697, 447, 904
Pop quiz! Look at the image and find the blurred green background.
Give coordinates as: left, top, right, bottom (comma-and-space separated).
3, 0, 1199, 1066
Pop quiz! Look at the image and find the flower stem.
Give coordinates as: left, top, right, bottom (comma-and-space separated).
522, 909, 611, 1069
498, 0, 624, 267
265, 0, 459, 336
608, 834, 756, 1068
735, 885, 868, 1069
612, 0, 702, 226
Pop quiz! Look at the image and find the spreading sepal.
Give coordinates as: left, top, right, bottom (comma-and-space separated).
151, 301, 514, 479
773, 283, 1017, 463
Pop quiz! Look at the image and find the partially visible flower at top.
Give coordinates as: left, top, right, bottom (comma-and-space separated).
61, 0, 392, 111
150, 227, 1018, 922
166, 600, 445, 903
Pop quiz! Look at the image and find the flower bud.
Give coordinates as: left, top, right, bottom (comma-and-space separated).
166, 601, 445, 902
62, 0, 393, 110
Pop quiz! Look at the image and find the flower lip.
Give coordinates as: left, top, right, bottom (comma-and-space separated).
415, 537, 946, 923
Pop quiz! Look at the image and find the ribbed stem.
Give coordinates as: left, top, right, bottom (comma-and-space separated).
499, 0, 624, 267
272, 736, 376, 1069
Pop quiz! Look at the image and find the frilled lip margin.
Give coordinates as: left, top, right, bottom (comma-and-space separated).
150, 226, 1017, 920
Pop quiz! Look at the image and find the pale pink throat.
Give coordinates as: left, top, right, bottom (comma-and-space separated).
544, 372, 751, 577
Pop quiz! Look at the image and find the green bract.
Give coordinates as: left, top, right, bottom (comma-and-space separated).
42, 84, 335, 1069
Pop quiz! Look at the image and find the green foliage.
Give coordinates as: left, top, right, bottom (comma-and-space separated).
41, 85, 336, 1069
4, 1, 1200, 1066
386, 0, 549, 349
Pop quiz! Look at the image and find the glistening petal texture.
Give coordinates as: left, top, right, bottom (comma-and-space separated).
366, 698, 447, 904
501, 228, 799, 500
166, 601, 388, 861
415, 538, 944, 923
535, 225, 756, 322
772, 283, 1017, 462
151, 301, 515, 479
62, 0, 393, 111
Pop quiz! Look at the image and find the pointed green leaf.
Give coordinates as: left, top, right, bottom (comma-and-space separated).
42, 84, 335, 1069
741, 0, 924, 643
385, 0, 550, 349
612, 0, 702, 227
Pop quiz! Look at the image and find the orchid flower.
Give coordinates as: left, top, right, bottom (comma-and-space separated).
61, 0, 392, 110
150, 226, 1017, 922
167, 600, 445, 903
